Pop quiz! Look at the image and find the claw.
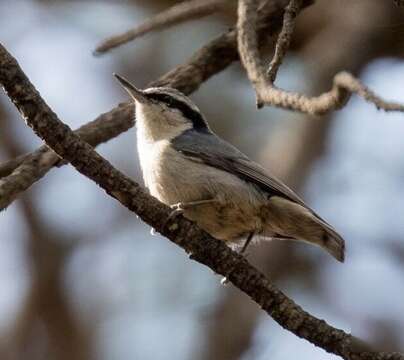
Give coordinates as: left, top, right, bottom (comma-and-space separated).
163, 203, 185, 230
221, 277, 229, 286
168, 206, 184, 219
170, 202, 186, 213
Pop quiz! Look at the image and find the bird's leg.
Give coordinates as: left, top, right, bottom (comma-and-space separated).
240, 231, 254, 255
221, 232, 255, 286
164, 199, 218, 228
170, 199, 218, 215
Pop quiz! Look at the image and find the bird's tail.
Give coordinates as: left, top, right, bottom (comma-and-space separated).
265, 196, 346, 262
313, 218, 345, 262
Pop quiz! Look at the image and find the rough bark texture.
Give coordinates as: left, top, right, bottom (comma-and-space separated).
1, 43, 403, 360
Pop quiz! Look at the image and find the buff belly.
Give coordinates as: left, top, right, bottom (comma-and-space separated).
139, 141, 268, 243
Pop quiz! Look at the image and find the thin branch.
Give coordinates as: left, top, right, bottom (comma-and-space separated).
267, 0, 303, 82
256, 71, 404, 114
0, 148, 57, 210
0, 152, 38, 178
0, 103, 133, 210
94, 0, 232, 55
237, 0, 404, 113
0, 0, 298, 210
1, 43, 404, 360
237, 0, 263, 88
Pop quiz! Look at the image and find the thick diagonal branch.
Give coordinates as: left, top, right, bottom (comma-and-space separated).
94, 0, 232, 55
237, 0, 404, 113
0, 0, 298, 211
1, 43, 403, 360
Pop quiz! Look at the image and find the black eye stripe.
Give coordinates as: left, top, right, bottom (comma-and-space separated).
146, 92, 209, 131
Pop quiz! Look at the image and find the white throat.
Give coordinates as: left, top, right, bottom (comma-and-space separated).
135, 103, 192, 143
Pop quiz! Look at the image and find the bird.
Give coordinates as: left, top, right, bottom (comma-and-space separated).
114, 74, 345, 262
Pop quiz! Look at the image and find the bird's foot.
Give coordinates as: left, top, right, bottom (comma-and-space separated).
240, 232, 254, 255
163, 203, 186, 231
220, 277, 229, 286
170, 202, 186, 215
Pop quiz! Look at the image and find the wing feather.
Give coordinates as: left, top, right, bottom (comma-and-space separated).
171, 130, 344, 261
171, 130, 306, 206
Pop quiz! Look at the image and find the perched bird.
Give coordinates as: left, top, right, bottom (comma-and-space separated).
114, 74, 345, 262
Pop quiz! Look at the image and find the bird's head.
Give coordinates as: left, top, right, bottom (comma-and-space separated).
114, 74, 210, 141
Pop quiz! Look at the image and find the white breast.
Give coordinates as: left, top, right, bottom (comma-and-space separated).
136, 137, 166, 198
137, 132, 264, 204
136, 135, 200, 204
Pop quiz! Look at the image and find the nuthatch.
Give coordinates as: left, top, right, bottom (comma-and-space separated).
114, 74, 345, 262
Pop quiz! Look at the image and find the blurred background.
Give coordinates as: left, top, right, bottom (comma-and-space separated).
1, 1, 404, 359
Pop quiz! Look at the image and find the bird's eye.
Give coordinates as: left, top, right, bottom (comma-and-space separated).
164, 96, 173, 106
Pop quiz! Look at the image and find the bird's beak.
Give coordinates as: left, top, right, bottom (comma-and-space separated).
113, 73, 148, 103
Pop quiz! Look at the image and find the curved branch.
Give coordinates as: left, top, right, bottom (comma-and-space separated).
94, 0, 232, 55
0, 0, 296, 210
267, 0, 303, 82
1, 43, 403, 360
255, 71, 404, 114
237, 0, 404, 113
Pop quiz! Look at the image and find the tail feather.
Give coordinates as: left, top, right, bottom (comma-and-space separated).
265, 196, 346, 262
319, 225, 345, 262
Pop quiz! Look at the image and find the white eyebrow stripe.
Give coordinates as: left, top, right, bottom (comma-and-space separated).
144, 87, 201, 113
144, 87, 210, 131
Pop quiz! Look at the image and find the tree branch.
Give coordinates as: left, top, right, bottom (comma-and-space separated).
237, 0, 404, 113
94, 0, 232, 55
0, 103, 133, 210
1, 42, 403, 360
0, 0, 297, 211
267, 0, 303, 82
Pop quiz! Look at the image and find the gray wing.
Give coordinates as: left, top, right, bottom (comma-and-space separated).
171, 130, 306, 207
172, 130, 345, 262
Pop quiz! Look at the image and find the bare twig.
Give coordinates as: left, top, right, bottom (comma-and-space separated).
237, 0, 263, 89
267, 0, 303, 82
1, 42, 404, 360
0, 0, 297, 210
94, 0, 232, 55
0, 152, 39, 178
0, 148, 57, 210
0, 104, 133, 210
237, 0, 404, 113
256, 71, 404, 114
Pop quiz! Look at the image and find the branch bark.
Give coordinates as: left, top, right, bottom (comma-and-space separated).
94, 0, 233, 55
266, 0, 303, 82
1, 43, 403, 360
